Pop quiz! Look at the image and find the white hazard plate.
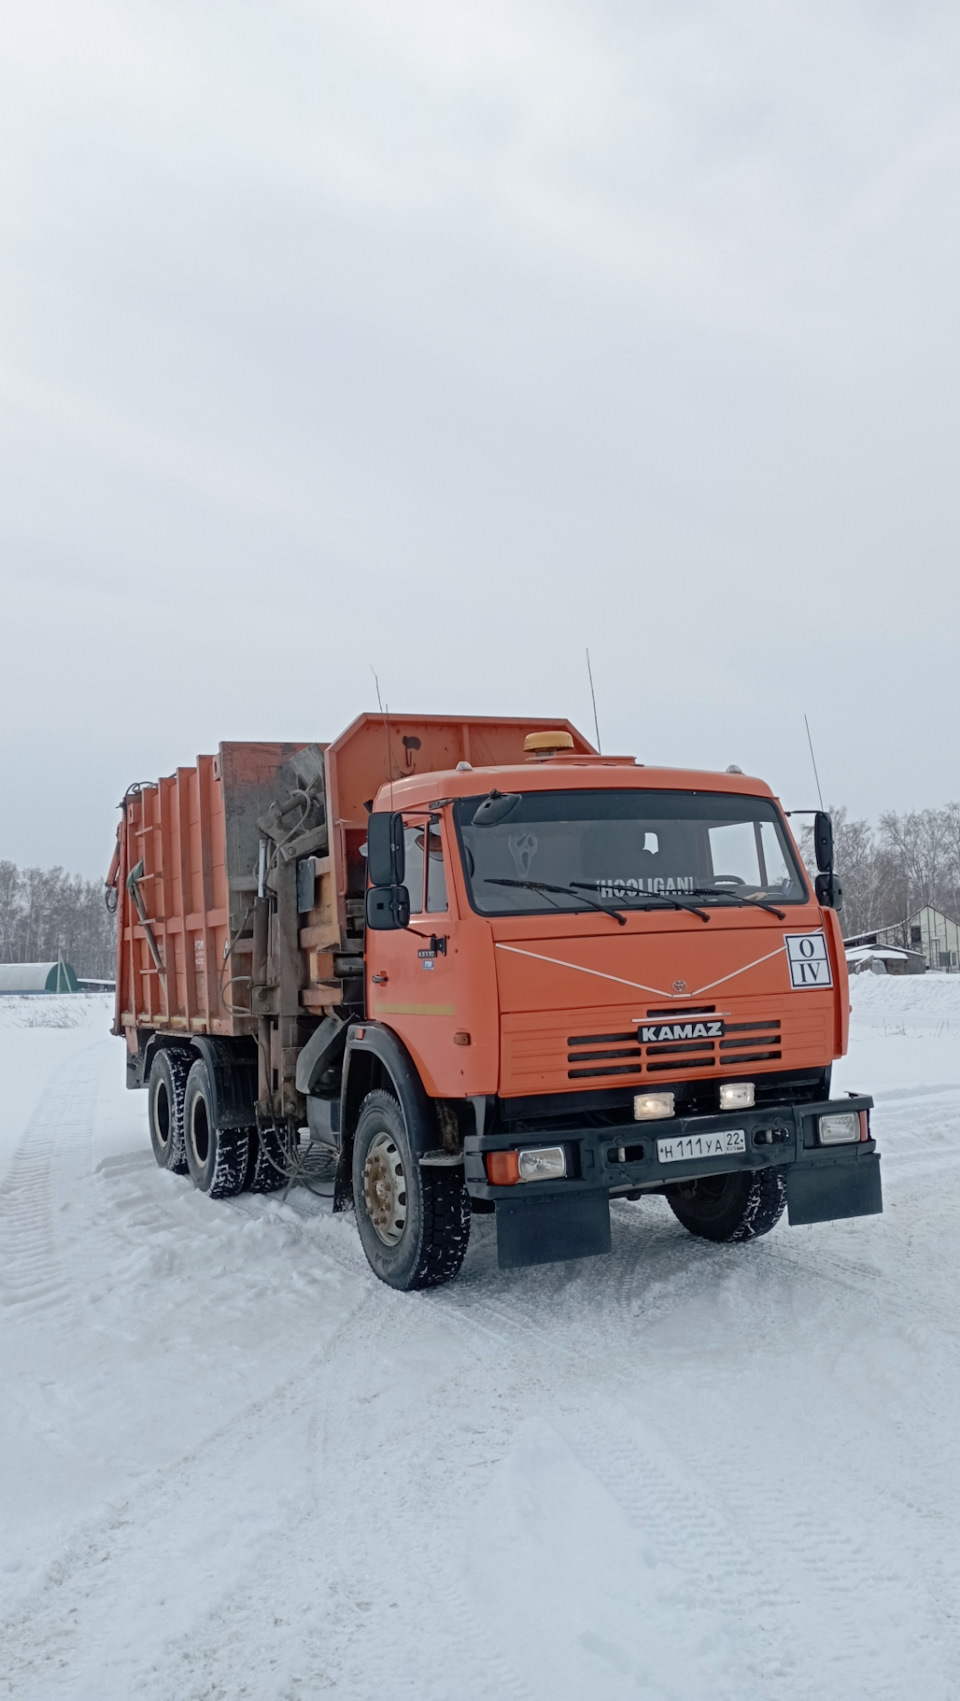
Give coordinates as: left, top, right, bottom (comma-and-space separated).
657, 1130, 746, 1164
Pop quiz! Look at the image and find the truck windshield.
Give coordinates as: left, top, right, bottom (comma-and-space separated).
454, 789, 808, 918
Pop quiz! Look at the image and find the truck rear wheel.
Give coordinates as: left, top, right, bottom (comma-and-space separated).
352, 1091, 470, 1291
147, 1049, 190, 1174
183, 1058, 250, 1199
666, 1167, 786, 1242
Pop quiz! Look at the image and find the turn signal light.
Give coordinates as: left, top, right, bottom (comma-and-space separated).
486, 1151, 520, 1185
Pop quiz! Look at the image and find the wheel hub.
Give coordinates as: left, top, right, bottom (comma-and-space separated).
362, 1132, 407, 1245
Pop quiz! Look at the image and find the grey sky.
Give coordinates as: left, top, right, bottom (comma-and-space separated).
2, 0, 959, 877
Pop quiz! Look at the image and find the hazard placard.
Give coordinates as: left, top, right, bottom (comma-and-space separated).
785, 931, 833, 989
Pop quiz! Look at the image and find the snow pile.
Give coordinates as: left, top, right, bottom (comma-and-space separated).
2, 986, 960, 1698
849, 969, 960, 1034
0, 993, 114, 1030
837, 972, 960, 1098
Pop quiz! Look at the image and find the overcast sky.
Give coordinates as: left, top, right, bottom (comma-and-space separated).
2, 0, 959, 876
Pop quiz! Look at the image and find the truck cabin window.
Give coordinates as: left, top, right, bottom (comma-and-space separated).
455, 790, 807, 916
403, 825, 425, 913
403, 822, 448, 914
425, 825, 447, 913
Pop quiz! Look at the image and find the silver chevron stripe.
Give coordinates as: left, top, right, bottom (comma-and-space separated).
494, 940, 788, 1000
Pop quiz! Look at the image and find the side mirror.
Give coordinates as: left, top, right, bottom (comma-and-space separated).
367, 812, 405, 887
813, 811, 833, 872
365, 885, 411, 930
815, 872, 843, 911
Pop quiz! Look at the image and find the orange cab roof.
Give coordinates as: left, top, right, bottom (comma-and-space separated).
375, 761, 776, 811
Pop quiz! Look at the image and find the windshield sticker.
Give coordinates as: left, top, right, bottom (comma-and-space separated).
597, 876, 695, 897
785, 931, 832, 988
508, 832, 539, 877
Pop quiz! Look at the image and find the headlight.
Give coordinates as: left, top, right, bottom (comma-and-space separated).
634, 1092, 675, 1121
818, 1112, 859, 1145
485, 1147, 567, 1185
518, 1146, 566, 1182
720, 1082, 755, 1110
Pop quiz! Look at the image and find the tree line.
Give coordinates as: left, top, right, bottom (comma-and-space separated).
799, 806, 960, 941
0, 863, 117, 980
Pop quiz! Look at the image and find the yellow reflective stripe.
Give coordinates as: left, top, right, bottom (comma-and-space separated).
374, 1002, 456, 1016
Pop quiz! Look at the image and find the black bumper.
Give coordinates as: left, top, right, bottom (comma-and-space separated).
462, 1094, 881, 1268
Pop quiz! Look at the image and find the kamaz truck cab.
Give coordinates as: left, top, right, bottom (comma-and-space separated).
347, 730, 879, 1286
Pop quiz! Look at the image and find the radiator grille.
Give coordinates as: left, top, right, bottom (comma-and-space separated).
567, 1030, 643, 1079
499, 999, 829, 1094
567, 1011, 782, 1078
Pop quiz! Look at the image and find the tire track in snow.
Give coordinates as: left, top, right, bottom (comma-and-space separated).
0, 1044, 102, 1319
2, 1098, 536, 1701
0, 1282, 397, 1698
205, 1176, 960, 1701
423, 1221, 960, 1701
8, 1028, 960, 1699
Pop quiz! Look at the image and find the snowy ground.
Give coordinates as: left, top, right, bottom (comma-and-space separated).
2, 981, 960, 1700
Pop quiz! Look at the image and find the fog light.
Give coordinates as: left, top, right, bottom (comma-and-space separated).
720, 1082, 755, 1111
819, 1112, 859, 1145
517, 1145, 566, 1182
634, 1092, 675, 1121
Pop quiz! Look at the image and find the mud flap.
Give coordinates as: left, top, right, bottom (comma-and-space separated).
786, 1152, 882, 1226
496, 1190, 612, 1270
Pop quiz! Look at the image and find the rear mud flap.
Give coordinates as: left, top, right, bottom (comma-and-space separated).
786, 1152, 882, 1226
496, 1190, 612, 1270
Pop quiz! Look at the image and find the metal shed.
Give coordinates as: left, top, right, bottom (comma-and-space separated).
0, 961, 80, 994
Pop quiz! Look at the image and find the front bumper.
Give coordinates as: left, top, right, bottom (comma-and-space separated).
462, 1094, 881, 1263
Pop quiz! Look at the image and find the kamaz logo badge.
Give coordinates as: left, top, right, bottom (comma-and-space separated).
639, 1020, 724, 1043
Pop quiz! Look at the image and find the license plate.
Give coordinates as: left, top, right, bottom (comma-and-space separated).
657, 1129, 746, 1164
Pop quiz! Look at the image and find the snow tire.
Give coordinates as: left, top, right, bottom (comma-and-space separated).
183, 1058, 250, 1199
352, 1090, 470, 1291
246, 1123, 289, 1194
147, 1048, 191, 1174
666, 1166, 786, 1243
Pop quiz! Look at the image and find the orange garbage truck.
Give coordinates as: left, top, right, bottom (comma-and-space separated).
108, 714, 880, 1289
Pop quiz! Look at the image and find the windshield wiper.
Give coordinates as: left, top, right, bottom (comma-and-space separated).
484, 878, 627, 925
569, 882, 710, 923
687, 886, 786, 920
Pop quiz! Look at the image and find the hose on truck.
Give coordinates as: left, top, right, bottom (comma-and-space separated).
254, 1110, 339, 1199
254, 1025, 340, 1199
218, 902, 255, 1017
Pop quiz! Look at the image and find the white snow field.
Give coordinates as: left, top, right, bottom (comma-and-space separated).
2, 980, 960, 1701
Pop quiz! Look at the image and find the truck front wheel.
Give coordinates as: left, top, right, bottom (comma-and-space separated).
666, 1168, 786, 1242
352, 1091, 470, 1291
183, 1059, 250, 1199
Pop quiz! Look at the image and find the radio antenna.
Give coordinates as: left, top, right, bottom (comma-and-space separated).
371, 666, 394, 810
585, 648, 602, 754
804, 712, 825, 811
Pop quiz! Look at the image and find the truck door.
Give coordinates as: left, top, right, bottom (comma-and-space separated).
366, 817, 458, 1093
